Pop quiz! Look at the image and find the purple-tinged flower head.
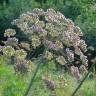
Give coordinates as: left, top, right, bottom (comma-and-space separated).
63, 31, 70, 40
80, 54, 88, 67
5, 37, 18, 47
45, 15, 56, 23
70, 66, 81, 81
45, 40, 56, 49
45, 8, 60, 23
46, 8, 56, 15
48, 43, 56, 49
46, 8, 66, 23
32, 25, 44, 33
31, 24, 40, 31
32, 25, 47, 37
42, 75, 56, 91
66, 48, 74, 62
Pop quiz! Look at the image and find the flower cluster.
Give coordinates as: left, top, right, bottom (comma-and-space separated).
56, 56, 67, 65
4, 29, 16, 37
5, 37, 18, 47
0, 8, 89, 76
79, 40, 87, 52
31, 35, 41, 48
80, 54, 88, 67
15, 49, 27, 60
66, 48, 74, 62
19, 42, 30, 51
14, 59, 31, 74
1, 28, 31, 74
44, 51, 53, 61
2, 46, 15, 57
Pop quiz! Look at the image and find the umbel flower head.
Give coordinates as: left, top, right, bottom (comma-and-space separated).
70, 66, 81, 81
2, 46, 15, 57
42, 75, 56, 91
15, 49, 27, 60
14, 59, 29, 74
4, 29, 16, 37
44, 51, 53, 61
11, 8, 88, 67
12, 57, 35, 74
5, 37, 18, 47
31, 35, 41, 48
19, 42, 30, 51
56, 56, 67, 65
